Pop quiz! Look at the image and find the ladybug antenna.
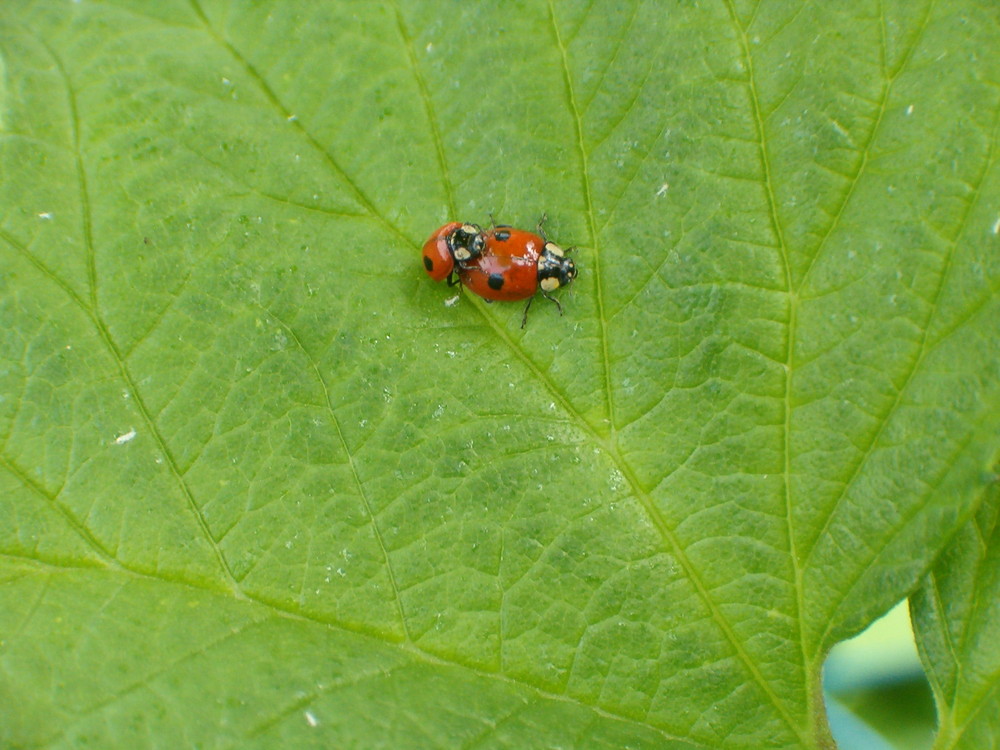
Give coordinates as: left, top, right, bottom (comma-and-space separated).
536, 212, 548, 240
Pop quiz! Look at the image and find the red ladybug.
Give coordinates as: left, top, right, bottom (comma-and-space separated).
458, 217, 577, 327
421, 222, 486, 283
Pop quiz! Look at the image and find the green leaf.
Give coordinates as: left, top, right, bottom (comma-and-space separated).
1, 1, 997, 748
911, 480, 1000, 750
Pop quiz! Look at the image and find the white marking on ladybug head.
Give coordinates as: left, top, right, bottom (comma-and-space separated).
540, 277, 560, 292
544, 242, 565, 257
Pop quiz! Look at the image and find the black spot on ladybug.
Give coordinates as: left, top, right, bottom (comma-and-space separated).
488, 273, 505, 290
423, 256, 434, 272
495, 230, 511, 242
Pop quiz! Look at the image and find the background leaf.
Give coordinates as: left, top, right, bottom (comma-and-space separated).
1, 1, 998, 748
911, 481, 1000, 750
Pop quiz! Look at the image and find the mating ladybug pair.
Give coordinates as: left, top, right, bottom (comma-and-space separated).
422, 216, 578, 328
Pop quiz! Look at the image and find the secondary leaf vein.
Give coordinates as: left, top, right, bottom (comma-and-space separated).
549, 0, 615, 437
262, 306, 410, 642
12, 36, 242, 596
804, 102, 999, 570
187, 0, 414, 248
391, 0, 458, 217
723, 2, 809, 737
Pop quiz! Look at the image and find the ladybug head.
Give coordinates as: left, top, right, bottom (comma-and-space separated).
448, 223, 486, 263
538, 243, 577, 291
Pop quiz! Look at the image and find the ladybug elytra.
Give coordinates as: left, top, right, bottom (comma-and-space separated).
421, 222, 486, 283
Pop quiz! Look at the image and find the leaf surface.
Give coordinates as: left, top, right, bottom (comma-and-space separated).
912, 482, 1000, 750
1, 1, 998, 747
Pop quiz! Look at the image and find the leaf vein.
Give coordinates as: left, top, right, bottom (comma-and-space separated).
51, 37, 247, 587
391, 1, 457, 217
548, 0, 615, 436
187, 0, 414, 248
803, 100, 999, 568
723, 4, 809, 737
261, 306, 410, 642
796, 0, 935, 296
0, 453, 118, 565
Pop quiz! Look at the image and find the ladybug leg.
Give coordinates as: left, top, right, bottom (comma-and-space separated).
447, 271, 461, 288
540, 289, 564, 316
520, 296, 534, 328
488, 213, 512, 231
536, 212, 548, 240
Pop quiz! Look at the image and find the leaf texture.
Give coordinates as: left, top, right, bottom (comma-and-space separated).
1, 1, 998, 747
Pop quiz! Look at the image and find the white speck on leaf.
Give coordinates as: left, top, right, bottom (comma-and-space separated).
906, 104, 914, 115
305, 711, 318, 728
114, 429, 136, 445
444, 295, 459, 307
287, 114, 297, 121
37, 211, 53, 220
655, 182, 669, 197
992, 216, 1000, 234
609, 469, 625, 492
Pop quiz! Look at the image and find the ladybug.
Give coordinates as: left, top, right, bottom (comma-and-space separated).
421, 222, 486, 284
458, 216, 577, 327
